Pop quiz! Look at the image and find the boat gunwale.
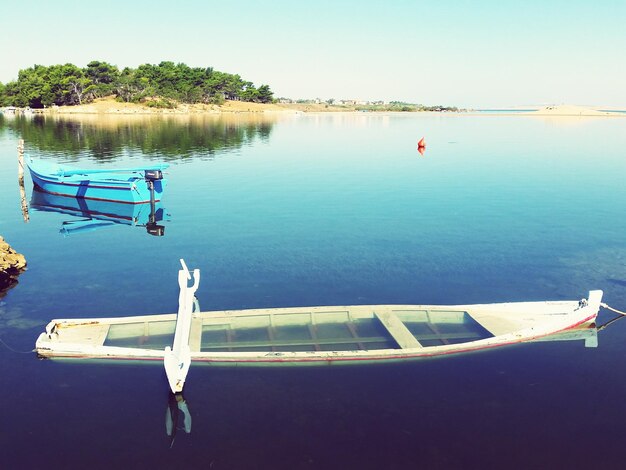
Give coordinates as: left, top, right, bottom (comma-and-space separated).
28, 166, 143, 187
40, 299, 585, 326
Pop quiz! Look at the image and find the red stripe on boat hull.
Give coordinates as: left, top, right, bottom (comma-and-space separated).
33, 186, 160, 204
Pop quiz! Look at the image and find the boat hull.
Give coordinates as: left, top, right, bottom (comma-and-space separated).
28, 160, 166, 204
35, 293, 603, 367
35, 320, 597, 367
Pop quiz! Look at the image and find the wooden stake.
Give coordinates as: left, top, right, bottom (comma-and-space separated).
17, 139, 24, 179
17, 139, 29, 223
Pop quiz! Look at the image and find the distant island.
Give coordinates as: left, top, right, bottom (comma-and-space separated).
0, 60, 460, 114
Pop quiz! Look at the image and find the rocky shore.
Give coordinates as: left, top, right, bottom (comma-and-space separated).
0, 236, 26, 272
0, 236, 26, 297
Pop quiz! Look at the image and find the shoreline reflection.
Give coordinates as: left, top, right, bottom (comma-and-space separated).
4, 113, 276, 161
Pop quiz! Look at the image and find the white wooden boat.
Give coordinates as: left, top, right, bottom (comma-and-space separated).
35, 261, 603, 393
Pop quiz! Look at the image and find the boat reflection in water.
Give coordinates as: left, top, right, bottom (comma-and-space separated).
166, 392, 191, 448
529, 321, 598, 347
30, 188, 169, 237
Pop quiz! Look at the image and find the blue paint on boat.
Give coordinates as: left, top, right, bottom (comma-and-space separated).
27, 157, 169, 204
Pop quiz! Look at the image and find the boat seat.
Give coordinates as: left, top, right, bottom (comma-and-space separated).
374, 311, 422, 349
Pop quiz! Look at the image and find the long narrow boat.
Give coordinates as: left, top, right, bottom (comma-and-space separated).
27, 157, 168, 204
35, 262, 603, 392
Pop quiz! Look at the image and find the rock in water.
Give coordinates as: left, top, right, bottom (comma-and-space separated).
0, 236, 27, 273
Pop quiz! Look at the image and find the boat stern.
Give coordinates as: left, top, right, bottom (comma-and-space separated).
34, 320, 60, 356
584, 290, 603, 319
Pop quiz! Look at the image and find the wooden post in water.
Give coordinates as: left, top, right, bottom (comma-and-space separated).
17, 139, 24, 179
17, 139, 29, 223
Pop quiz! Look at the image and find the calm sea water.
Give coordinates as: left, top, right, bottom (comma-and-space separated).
1, 112, 626, 469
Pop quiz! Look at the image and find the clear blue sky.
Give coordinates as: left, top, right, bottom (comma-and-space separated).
1, 0, 625, 108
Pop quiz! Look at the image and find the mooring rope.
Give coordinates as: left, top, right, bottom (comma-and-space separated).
0, 336, 35, 354
597, 314, 626, 332
601, 303, 626, 316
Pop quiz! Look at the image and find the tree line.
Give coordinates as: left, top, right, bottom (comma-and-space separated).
0, 61, 274, 108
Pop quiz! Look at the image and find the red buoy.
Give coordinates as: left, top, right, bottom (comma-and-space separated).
417, 137, 426, 148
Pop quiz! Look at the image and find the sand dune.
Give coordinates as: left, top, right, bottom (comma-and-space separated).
529, 105, 622, 116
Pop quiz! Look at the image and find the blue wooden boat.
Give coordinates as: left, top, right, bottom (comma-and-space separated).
27, 157, 169, 204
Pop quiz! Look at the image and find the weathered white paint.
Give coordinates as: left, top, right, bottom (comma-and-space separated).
36, 292, 603, 367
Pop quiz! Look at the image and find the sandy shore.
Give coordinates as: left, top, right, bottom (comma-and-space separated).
41, 97, 352, 115
24, 100, 625, 117
528, 105, 623, 117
